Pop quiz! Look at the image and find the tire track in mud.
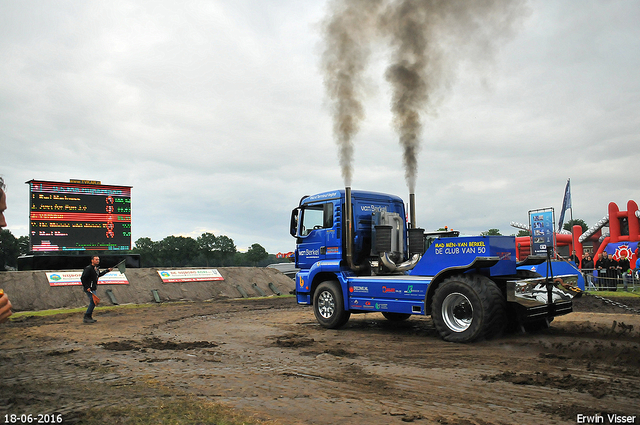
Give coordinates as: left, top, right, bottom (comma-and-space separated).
268, 317, 640, 423
90, 310, 640, 424
3, 298, 640, 425
142, 312, 634, 424
267, 344, 637, 424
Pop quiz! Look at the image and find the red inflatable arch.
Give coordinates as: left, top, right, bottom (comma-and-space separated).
516, 200, 640, 268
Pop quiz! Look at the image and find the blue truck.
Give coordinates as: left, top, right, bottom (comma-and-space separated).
290, 188, 578, 342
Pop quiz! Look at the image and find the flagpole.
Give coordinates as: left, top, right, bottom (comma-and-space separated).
569, 178, 574, 255
558, 178, 572, 260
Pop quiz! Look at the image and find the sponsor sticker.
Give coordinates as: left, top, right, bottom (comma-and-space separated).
46, 271, 129, 286
157, 269, 224, 283
349, 285, 369, 293
299, 248, 320, 256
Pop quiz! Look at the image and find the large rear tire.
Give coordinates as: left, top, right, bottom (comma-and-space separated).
313, 280, 351, 329
431, 274, 506, 343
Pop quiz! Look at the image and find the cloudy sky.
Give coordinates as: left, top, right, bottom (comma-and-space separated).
1, 0, 639, 254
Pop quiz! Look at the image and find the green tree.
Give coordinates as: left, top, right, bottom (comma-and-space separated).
197, 232, 217, 266
132, 237, 160, 267
159, 236, 199, 267
516, 229, 530, 237
0, 229, 20, 270
245, 243, 268, 265
17, 236, 29, 256
480, 228, 502, 236
214, 235, 237, 265
563, 219, 588, 233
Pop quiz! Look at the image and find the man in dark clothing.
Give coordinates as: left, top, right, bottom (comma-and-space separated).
595, 253, 606, 289
581, 253, 595, 289
81, 256, 112, 323
604, 253, 618, 291
634, 247, 640, 288
569, 250, 580, 267
618, 252, 631, 291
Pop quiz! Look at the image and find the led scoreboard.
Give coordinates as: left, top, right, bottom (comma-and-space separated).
28, 180, 132, 252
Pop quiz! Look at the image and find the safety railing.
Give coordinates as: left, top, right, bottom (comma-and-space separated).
580, 268, 638, 292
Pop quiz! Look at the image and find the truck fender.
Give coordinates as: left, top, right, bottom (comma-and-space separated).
306, 271, 351, 315
423, 256, 500, 315
304, 260, 350, 311
305, 260, 342, 290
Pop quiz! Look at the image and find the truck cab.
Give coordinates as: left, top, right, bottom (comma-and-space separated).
291, 189, 407, 272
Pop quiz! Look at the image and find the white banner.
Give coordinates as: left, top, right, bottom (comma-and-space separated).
157, 269, 224, 283
46, 271, 129, 287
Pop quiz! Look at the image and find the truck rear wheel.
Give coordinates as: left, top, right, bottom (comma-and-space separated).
431, 274, 506, 343
313, 280, 351, 329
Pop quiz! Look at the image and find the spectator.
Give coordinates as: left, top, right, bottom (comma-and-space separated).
581, 253, 595, 290
618, 252, 631, 291
0, 177, 13, 323
595, 253, 606, 289
569, 250, 580, 267
634, 246, 639, 284
604, 252, 618, 291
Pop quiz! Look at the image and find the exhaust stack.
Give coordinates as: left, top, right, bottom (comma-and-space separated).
408, 192, 425, 257
345, 187, 364, 272
409, 193, 416, 229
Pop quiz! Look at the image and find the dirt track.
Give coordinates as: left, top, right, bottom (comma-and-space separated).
1, 295, 639, 424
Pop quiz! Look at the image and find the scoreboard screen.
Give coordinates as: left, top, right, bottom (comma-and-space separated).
28, 180, 132, 252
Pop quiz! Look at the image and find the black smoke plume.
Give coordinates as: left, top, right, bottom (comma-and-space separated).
321, 0, 527, 192
321, 0, 384, 187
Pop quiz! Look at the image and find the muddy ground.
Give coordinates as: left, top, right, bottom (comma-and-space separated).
1, 294, 639, 425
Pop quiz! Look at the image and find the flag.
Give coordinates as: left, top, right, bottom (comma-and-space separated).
115, 260, 126, 274
558, 179, 571, 230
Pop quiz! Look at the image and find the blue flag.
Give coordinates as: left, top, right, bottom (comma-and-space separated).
558, 179, 571, 230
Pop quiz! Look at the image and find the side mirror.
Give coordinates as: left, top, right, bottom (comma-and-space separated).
290, 208, 300, 237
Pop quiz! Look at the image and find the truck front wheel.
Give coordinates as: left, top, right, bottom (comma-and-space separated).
313, 280, 351, 329
431, 274, 506, 343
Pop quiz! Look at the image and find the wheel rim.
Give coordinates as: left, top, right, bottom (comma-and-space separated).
317, 290, 335, 319
441, 292, 473, 332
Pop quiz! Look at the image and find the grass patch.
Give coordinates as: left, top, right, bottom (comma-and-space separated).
10, 303, 159, 320
79, 395, 274, 425
234, 294, 295, 302
584, 290, 640, 298
9, 295, 294, 321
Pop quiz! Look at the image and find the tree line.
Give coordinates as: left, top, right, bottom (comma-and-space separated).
1, 219, 590, 270
0, 230, 281, 270
0, 230, 28, 270
131, 233, 276, 267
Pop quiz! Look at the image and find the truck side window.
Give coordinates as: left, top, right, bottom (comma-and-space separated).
301, 203, 333, 236
324, 203, 334, 228
301, 205, 324, 236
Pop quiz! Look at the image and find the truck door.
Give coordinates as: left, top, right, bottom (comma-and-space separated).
295, 202, 336, 269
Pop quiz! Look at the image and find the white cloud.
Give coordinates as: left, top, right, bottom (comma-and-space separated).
1, 0, 639, 253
